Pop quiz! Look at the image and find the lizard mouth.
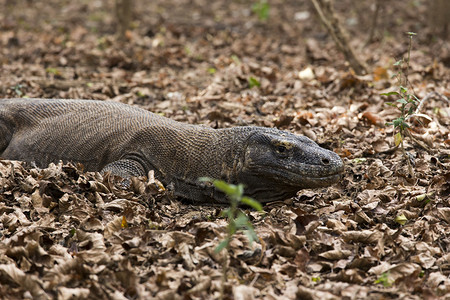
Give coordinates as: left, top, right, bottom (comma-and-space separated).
280, 168, 342, 188
247, 162, 343, 186
239, 164, 344, 202
302, 172, 342, 187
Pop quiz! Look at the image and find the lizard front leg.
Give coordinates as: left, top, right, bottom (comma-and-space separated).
101, 159, 146, 178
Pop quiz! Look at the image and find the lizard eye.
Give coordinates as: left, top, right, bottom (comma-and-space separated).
271, 139, 292, 155
276, 145, 287, 153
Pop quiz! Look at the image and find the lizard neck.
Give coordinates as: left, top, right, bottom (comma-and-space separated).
215, 127, 252, 183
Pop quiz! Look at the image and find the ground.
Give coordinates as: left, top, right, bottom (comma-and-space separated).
0, 0, 449, 299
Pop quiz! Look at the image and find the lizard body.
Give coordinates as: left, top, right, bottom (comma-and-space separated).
0, 98, 343, 203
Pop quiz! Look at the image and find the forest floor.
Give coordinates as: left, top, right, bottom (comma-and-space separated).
0, 0, 449, 299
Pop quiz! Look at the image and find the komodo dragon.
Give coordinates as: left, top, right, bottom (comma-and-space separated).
0, 98, 344, 203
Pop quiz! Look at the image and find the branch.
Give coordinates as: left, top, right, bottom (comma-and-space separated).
310, 0, 368, 75
364, 0, 382, 46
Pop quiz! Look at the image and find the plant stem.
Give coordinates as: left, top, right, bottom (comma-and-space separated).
404, 33, 417, 95
399, 133, 415, 179
220, 248, 228, 300
405, 35, 412, 80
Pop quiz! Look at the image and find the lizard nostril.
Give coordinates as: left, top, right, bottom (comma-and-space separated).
322, 157, 330, 165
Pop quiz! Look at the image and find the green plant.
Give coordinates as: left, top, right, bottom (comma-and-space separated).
199, 178, 263, 253
381, 32, 427, 178
46, 67, 61, 76
252, 0, 270, 21
199, 178, 263, 299
375, 272, 393, 287
184, 46, 192, 56
416, 192, 434, 204
11, 84, 24, 97
395, 213, 408, 225
248, 76, 261, 88
231, 54, 241, 65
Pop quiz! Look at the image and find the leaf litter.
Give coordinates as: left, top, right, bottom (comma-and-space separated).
0, 0, 449, 299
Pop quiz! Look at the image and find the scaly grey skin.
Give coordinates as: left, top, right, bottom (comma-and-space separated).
0, 98, 344, 203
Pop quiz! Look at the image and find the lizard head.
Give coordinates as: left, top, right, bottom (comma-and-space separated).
237, 128, 344, 202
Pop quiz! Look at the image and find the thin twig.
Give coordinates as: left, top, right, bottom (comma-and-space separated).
404, 130, 431, 152
403, 33, 418, 97
364, 0, 381, 46
405, 35, 412, 86
310, 0, 368, 75
406, 91, 447, 121
400, 139, 415, 180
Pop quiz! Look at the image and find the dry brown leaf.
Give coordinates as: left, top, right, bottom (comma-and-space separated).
373, 66, 389, 81
0, 264, 47, 299
319, 249, 352, 260
233, 284, 260, 300
297, 285, 340, 300
342, 230, 382, 244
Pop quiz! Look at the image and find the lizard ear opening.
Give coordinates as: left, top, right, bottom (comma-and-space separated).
321, 157, 330, 165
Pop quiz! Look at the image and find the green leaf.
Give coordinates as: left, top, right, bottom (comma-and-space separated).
395, 213, 408, 225
241, 196, 263, 211
400, 86, 408, 94
213, 180, 240, 197
46, 67, 60, 75
244, 227, 258, 245
198, 177, 213, 183
207, 67, 216, 74
393, 60, 403, 66
380, 91, 400, 96
220, 208, 231, 218
234, 212, 250, 228
215, 238, 230, 253
351, 157, 367, 164
396, 98, 408, 104
393, 118, 405, 127
228, 221, 237, 235
231, 54, 241, 64
416, 194, 427, 201
248, 76, 261, 88
13, 85, 23, 97
416, 192, 434, 202
375, 272, 393, 287
251, 0, 270, 21
394, 132, 402, 146
311, 276, 321, 283
237, 184, 244, 197
406, 31, 417, 36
